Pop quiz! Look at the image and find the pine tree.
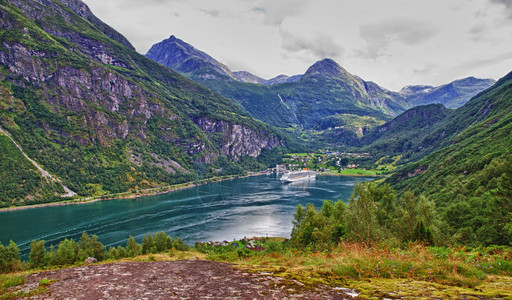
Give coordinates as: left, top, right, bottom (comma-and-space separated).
126, 236, 142, 257
29, 240, 46, 268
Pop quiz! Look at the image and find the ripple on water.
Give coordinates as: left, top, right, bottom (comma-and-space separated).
0, 175, 373, 258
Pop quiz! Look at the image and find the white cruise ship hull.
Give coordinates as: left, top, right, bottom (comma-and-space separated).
280, 171, 316, 183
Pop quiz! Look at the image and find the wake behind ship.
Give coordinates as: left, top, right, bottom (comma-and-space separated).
280, 170, 317, 183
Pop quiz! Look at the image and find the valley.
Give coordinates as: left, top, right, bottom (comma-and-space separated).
0, 0, 511, 298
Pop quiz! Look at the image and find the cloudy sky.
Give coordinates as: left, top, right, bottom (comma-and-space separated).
83, 0, 512, 91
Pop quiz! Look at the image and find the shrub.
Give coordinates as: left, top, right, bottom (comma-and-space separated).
0, 241, 21, 273
55, 239, 77, 265
29, 240, 46, 268
126, 236, 142, 257
142, 233, 156, 254
78, 232, 105, 261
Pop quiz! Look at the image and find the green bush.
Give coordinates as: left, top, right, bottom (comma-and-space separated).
77, 232, 105, 261
29, 240, 46, 268
0, 241, 21, 273
142, 233, 156, 254
126, 236, 142, 257
54, 238, 77, 265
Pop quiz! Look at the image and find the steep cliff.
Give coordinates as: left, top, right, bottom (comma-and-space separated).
194, 117, 284, 160
0, 0, 285, 206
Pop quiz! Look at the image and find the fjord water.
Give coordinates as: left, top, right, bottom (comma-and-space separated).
0, 175, 371, 258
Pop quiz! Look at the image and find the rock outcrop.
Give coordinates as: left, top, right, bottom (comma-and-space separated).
194, 118, 284, 160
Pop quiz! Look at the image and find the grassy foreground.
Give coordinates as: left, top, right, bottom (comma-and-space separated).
204, 240, 512, 299
4, 240, 511, 299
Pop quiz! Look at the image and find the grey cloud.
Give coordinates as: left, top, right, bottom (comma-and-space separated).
280, 28, 344, 59
250, 0, 307, 25
412, 63, 439, 76
490, 0, 512, 19
200, 9, 220, 17
358, 19, 438, 59
491, 0, 512, 6
455, 51, 512, 70
251, 7, 265, 13
469, 24, 486, 35
468, 23, 490, 41
114, 0, 180, 10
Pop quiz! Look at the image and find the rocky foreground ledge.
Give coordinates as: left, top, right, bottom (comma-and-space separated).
11, 260, 357, 299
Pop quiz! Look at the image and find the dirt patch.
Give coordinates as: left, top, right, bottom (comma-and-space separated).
14, 260, 356, 299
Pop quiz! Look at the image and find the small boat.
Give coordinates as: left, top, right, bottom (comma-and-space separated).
280, 170, 316, 183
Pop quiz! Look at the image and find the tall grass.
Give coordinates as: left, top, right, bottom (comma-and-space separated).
209, 241, 512, 288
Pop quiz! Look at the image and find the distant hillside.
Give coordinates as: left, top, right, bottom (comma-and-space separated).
0, 0, 287, 206
356, 75, 500, 163
360, 104, 450, 158
401, 77, 495, 109
389, 72, 512, 245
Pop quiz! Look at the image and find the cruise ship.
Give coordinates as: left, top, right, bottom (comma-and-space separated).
280, 170, 317, 183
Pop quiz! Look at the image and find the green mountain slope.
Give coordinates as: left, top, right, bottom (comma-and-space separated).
275, 60, 405, 129
0, 131, 64, 206
0, 0, 287, 206
145, 37, 407, 130
359, 104, 451, 160
358, 74, 507, 162
389, 71, 512, 245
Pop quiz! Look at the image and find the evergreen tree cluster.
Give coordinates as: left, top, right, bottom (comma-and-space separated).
0, 231, 188, 273
290, 180, 511, 249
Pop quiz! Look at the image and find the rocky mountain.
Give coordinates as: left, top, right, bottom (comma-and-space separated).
281, 59, 407, 128
401, 77, 495, 108
232, 71, 266, 84
146, 37, 408, 130
0, 0, 286, 206
146, 35, 301, 86
145, 35, 235, 80
264, 74, 302, 85
302, 58, 351, 79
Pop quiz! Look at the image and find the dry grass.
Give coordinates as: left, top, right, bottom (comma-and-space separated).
209, 241, 512, 299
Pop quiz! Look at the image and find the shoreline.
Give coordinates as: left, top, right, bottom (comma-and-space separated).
319, 172, 387, 178
0, 172, 269, 213
0, 170, 385, 213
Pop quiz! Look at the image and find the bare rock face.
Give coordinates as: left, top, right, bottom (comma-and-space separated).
16, 260, 350, 299
146, 35, 235, 80
194, 118, 284, 159
0, 40, 161, 145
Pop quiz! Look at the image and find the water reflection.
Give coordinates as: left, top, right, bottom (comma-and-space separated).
0, 175, 373, 258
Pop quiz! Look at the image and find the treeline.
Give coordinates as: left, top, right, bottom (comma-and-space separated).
290, 181, 512, 249
0, 232, 188, 274
391, 154, 512, 246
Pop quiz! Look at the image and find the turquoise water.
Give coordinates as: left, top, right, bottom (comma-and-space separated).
0, 175, 371, 258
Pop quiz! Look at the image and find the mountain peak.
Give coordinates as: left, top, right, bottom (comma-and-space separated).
401, 77, 496, 109
146, 35, 234, 80
303, 58, 348, 79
